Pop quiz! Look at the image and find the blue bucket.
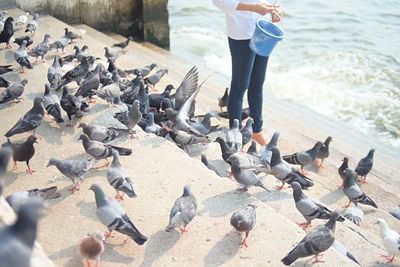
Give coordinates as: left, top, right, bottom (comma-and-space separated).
249, 19, 284, 57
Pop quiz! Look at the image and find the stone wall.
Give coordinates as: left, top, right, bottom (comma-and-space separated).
13, 0, 169, 48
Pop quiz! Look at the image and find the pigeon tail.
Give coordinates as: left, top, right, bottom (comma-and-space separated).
256, 180, 270, 192
110, 146, 132, 156
281, 253, 298, 266
283, 153, 300, 165
358, 194, 378, 208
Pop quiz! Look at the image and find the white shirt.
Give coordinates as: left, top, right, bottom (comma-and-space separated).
212, 0, 262, 40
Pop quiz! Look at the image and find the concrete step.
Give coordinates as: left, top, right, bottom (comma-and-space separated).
0, 7, 398, 267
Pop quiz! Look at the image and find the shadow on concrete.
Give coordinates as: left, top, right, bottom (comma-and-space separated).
75, 199, 98, 222
203, 230, 241, 267
139, 229, 180, 267
254, 189, 292, 203
319, 188, 345, 206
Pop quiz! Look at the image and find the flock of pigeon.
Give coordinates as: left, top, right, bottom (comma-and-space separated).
0, 10, 399, 267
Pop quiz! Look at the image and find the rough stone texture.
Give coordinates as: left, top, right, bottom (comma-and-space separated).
12, 0, 169, 48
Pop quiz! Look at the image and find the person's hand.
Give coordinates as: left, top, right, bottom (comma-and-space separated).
271, 5, 283, 23
253, 3, 275, 16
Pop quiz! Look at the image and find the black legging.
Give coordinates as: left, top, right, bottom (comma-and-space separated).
228, 37, 269, 133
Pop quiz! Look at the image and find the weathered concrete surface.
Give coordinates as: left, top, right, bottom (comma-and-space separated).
12, 0, 169, 48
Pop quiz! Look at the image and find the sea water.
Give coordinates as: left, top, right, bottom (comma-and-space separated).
168, 0, 400, 148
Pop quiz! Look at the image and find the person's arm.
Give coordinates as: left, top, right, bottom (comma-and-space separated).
213, 0, 273, 15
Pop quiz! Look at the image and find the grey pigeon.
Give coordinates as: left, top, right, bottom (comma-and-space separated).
3, 135, 37, 175
246, 140, 258, 156
144, 113, 162, 134
104, 47, 125, 60
49, 35, 70, 53
215, 136, 235, 163
107, 150, 137, 201
62, 45, 81, 62
78, 134, 132, 166
78, 123, 128, 143
5, 97, 44, 137
230, 204, 256, 247
58, 56, 90, 90
14, 40, 33, 73
342, 168, 378, 208
96, 75, 122, 104
218, 87, 228, 111
355, 149, 375, 183
201, 154, 228, 177
240, 118, 254, 146
126, 63, 157, 77
135, 79, 150, 114
316, 136, 332, 168
389, 205, 400, 221
227, 119, 242, 152
28, 33, 50, 62
60, 86, 89, 125
47, 157, 95, 192
290, 182, 344, 229
166, 185, 197, 233
75, 64, 102, 101
6, 186, 60, 212
283, 141, 323, 172
114, 100, 142, 135
167, 129, 209, 153
112, 36, 133, 50
281, 211, 341, 265
270, 146, 314, 190
191, 113, 213, 135
144, 68, 168, 88
89, 183, 147, 245
228, 155, 270, 193
47, 56, 63, 89
0, 79, 27, 104
338, 157, 358, 187
64, 28, 84, 42
107, 58, 129, 78
43, 84, 64, 123
342, 207, 364, 226
25, 14, 38, 35
259, 132, 280, 169
0, 198, 43, 267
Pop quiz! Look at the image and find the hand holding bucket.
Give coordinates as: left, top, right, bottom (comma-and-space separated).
249, 3, 284, 57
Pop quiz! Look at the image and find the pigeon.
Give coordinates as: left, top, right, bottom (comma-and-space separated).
5, 97, 44, 138
270, 146, 314, 190
342, 168, 378, 208
201, 154, 228, 177
316, 136, 332, 168
5, 186, 60, 212
16, 12, 29, 25
148, 84, 173, 111
218, 87, 229, 112
0, 64, 13, 75
25, 14, 38, 35
47, 56, 63, 89
78, 134, 132, 167
107, 58, 128, 78
173, 66, 198, 112
227, 119, 242, 152
112, 36, 133, 50
376, 218, 400, 264
283, 141, 323, 173
166, 185, 197, 233
3, 135, 37, 175
342, 207, 364, 226
144, 68, 168, 88
60, 86, 89, 126
14, 40, 33, 73
47, 157, 94, 192
355, 149, 375, 184
240, 118, 254, 147
58, 56, 90, 89
144, 113, 162, 134
28, 33, 50, 62
136, 79, 150, 114
78, 123, 128, 143
95, 73, 122, 103
49, 35, 70, 53
43, 84, 64, 123
281, 211, 341, 265
389, 205, 400, 221
191, 113, 213, 135
228, 154, 270, 193
0, 198, 44, 267
104, 47, 124, 60
13, 36, 33, 49
338, 157, 358, 187
167, 129, 209, 153
215, 136, 236, 163
75, 64, 101, 102
64, 27, 85, 42
230, 204, 256, 247
126, 63, 157, 77
0, 79, 27, 104
107, 150, 137, 201
79, 231, 105, 267
246, 140, 258, 156
114, 100, 142, 135
89, 183, 147, 245
290, 182, 344, 229
0, 17, 14, 49
61, 45, 81, 62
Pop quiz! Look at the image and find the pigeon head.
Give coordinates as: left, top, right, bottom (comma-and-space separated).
164, 84, 174, 92
200, 154, 208, 165
375, 218, 389, 234
326, 210, 341, 230
21, 79, 28, 86
324, 136, 333, 145
5, 17, 13, 23
150, 63, 157, 69
89, 183, 107, 207
342, 157, 349, 163
203, 112, 213, 121
90, 230, 106, 242
367, 149, 375, 158
182, 185, 193, 197
132, 100, 140, 109
78, 134, 90, 142
266, 132, 280, 149
290, 181, 302, 191
33, 97, 44, 107
44, 34, 51, 40
247, 204, 257, 210
21, 40, 28, 47
26, 135, 38, 145
78, 123, 88, 129
111, 149, 120, 159
231, 119, 239, 129
245, 118, 254, 127
147, 112, 155, 123
47, 158, 59, 167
